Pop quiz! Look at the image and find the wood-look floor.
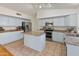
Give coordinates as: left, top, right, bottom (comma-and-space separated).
3, 39, 66, 56
0, 45, 13, 56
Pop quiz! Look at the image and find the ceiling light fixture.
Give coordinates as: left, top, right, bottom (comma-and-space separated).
39, 5, 42, 8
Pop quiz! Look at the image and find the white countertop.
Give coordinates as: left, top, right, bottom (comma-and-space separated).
65, 36, 79, 46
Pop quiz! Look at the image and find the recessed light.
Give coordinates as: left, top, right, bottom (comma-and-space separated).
39, 5, 42, 8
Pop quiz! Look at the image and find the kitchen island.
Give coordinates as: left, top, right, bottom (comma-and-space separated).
24, 32, 46, 52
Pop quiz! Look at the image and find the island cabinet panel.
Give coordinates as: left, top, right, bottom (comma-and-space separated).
52, 32, 65, 43
24, 33, 46, 52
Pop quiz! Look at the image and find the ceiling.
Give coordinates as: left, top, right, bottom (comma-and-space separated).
0, 3, 79, 15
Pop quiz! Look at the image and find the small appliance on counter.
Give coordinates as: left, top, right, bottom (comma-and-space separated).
16, 26, 23, 31
0, 27, 4, 31
22, 22, 31, 32
66, 27, 77, 33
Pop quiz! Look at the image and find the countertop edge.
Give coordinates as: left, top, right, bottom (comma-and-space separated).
24, 32, 45, 36
0, 30, 23, 33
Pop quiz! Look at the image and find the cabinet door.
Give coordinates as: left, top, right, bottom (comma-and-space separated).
0, 15, 8, 26
16, 18, 22, 26
54, 17, 64, 26
64, 14, 77, 26
8, 17, 16, 26
67, 44, 79, 56
53, 32, 64, 43
9, 17, 22, 26
64, 16, 69, 26
70, 14, 77, 26
37, 20, 45, 30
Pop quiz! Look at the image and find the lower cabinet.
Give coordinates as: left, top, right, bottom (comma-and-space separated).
66, 44, 79, 56
53, 32, 65, 43
0, 31, 23, 45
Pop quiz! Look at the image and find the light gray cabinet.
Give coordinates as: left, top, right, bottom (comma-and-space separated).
77, 14, 79, 33
66, 44, 79, 56
53, 17, 65, 26
0, 15, 8, 26
37, 18, 54, 30
0, 15, 30, 26
8, 17, 22, 26
64, 14, 77, 26
8, 17, 16, 26
53, 32, 65, 43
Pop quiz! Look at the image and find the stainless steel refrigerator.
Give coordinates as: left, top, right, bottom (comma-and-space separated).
22, 22, 31, 32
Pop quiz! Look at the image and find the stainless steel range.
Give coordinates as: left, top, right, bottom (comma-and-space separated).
44, 22, 54, 41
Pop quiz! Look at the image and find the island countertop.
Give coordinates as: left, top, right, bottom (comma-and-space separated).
24, 31, 45, 36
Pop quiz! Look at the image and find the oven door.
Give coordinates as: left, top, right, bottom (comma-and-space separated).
45, 31, 53, 41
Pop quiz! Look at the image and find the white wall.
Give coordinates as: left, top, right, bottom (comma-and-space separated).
0, 6, 32, 19
37, 9, 76, 18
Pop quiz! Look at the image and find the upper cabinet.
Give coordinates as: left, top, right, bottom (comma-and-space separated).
53, 14, 77, 26
53, 17, 65, 26
64, 14, 77, 26
77, 14, 79, 27
0, 15, 8, 26
37, 18, 54, 30
37, 14, 77, 27
8, 17, 22, 26
0, 15, 30, 26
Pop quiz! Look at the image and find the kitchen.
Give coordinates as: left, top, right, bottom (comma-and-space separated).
0, 3, 79, 56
